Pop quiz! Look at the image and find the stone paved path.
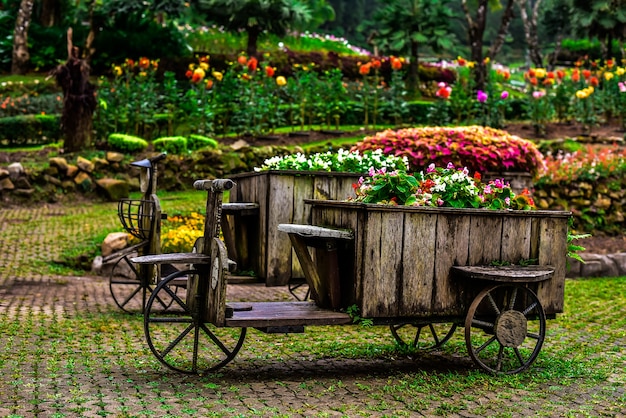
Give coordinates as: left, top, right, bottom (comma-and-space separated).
0, 204, 625, 417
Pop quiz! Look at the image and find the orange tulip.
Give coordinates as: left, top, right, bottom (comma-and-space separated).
237, 55, 247, 65
359, 63, 371, 75
265, 66, 275, 77
247, 57, 258, 72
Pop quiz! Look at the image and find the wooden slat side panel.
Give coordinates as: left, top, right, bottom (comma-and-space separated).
536, 217, 568, 314
266, 174, 295, 285
500, 217, 532, 263
433, 213, 470, 314
360, 211, 404, 317
291, 176, 315, 278
468, 216, 503, 265
256, 173, 269, 279
400, 212, 437, 315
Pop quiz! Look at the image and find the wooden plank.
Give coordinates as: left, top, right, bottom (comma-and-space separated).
277, 224, 354, 240
500, 216, 532, 263
291, 176, 315, 278
536, 217, 568, 314
132, 252, 211, 265
468, 215, 503, 265
287, 233, 328, 306
360, 211, 404, 317
400, 211, 437, 315
225, 301, 352, 328
452, 265, 554, 282
256, 172, 269, 280
433, 213, 470, 314
266, 174, 295, 285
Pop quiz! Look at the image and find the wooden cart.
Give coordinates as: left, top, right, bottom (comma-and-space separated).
132, 179, 571, 376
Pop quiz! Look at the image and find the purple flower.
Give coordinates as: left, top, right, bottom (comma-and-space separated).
500, 90, 509, 99
477, 90, 488, 103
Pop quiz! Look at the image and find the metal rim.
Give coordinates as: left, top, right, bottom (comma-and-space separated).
390, 322, 458, 351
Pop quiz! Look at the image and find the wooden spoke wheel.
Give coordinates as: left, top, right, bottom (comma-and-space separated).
465, 284, 546, 374
390, 322, 457, 350
144, 269, 246, 375
109, 254, 149, 313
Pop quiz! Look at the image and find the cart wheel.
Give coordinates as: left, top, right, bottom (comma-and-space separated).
390, 322, 457, 350
144, 269, 247, 375
109, 254, 148, 313
465, 284, 546, 374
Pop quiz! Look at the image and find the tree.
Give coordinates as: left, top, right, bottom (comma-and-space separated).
516, 0, 544, 67
570, 0, 626, 62
461, 0, 515, 90
374, 0, 455, 97
195, 0, 315, 57
52, 28, 97, 153
540, 0, 572, 68
11, 0, 34, 74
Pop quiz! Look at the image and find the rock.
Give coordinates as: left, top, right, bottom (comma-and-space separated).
230, 139, 250, 151
14, 177, 31, 189
1, 177, 14, 191
76, 156, 95, 173
43, 174, 62, 187
74, 171, 92, 190
66, 164, 78, 178
92, 157, 109, 170
95, 178, 129, 201
0, 168, 9, 180
49, 157, 69, 173
594, 196, 612, 210
7, 162, 24, 181
101, 232, 131, 257
106, 151, 125, 163
91, 255, 103, 274
100, 251, 138, 278
13, 188, 34, 196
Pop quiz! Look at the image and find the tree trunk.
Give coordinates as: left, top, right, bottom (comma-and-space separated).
548, 32, 564, 70
39, 0, 61, 27
246, 25, 261, 57
489, 0, 516, 59
406, 39, 420, 98
517, 0, 544, 67
11, 0, 34, 75
52, 28, 97, 153
462, 0, 488, 90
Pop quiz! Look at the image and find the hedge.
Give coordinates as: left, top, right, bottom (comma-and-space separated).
0, 114, 61, 147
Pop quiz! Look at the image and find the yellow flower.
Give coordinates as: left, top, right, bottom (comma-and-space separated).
576, 90, 587, 99
212, 71, 223, 81
605, 72, 614, 81
276, 76, 287, 86
199, 62, 209, 71
616, 67, 626, 76
112, 66, 122, 77
534, 68, 546, 78
467, 61, 475, 69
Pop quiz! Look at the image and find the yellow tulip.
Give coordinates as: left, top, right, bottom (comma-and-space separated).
276, 76, 287, 86
212, 71, 223, 81
604, 72, 614, 81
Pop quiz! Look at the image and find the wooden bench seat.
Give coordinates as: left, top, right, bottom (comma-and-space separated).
451, 265, 555, 283
131, 253, 211, 266
225, 301, 352, 328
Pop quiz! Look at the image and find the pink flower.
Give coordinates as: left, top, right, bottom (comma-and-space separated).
446, 162, 455, 169
532, 90, 545, 99
619, 82, 626, 93
427, 163, 436, 173
437, 198, 444, 206
477, 90, 488, 103
500, 90, 509, 99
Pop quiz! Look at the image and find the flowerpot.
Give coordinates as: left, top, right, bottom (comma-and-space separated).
227, 171, 362, 286
308, 200, 570, 318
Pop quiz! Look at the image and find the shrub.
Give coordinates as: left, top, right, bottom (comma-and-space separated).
107, 133, 148, 153
187, 134, 218, 151
153, 136, 187, 154
0, 114, 61, 146
352, 126, 545, 177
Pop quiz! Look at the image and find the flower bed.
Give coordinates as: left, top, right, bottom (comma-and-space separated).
351, 125, 545, 177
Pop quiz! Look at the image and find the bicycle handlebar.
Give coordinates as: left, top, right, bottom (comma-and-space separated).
193, 179, 235, 192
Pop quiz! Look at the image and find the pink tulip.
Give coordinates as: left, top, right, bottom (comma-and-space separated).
477, 90, 488, 103
500, 90, 509, 99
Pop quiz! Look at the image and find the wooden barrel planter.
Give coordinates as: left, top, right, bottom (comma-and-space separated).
226, 171, 362, 286
307, 200, 570, 318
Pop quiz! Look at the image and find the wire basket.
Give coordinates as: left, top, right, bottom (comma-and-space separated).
118, 199, 155, 240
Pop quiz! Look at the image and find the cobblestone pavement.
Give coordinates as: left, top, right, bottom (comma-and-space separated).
0, 204, 625, 417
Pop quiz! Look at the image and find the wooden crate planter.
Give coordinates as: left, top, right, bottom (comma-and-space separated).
308, 200, 570, 318
227, 171, 362, 286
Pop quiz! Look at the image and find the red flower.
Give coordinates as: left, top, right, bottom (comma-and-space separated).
528, 69, 536, 78
264, 66, 275, 77
529, 77, 538, 86
205, 79, 213, 89
474, 172, 481, 181
572, 72, 580, 82
185, 70, 193, 79
547, 71, 555, 79
582, 69, 591, 79
607, 59, 614, 68
247, 57, 258, 72
590, 76, 599, 86
556, 70, 565, 79
138, 57, 150, 69
390, 57, 402, 70
371, 59, 381, 69
237, 55, 247, 65
359, 63, 371, 75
